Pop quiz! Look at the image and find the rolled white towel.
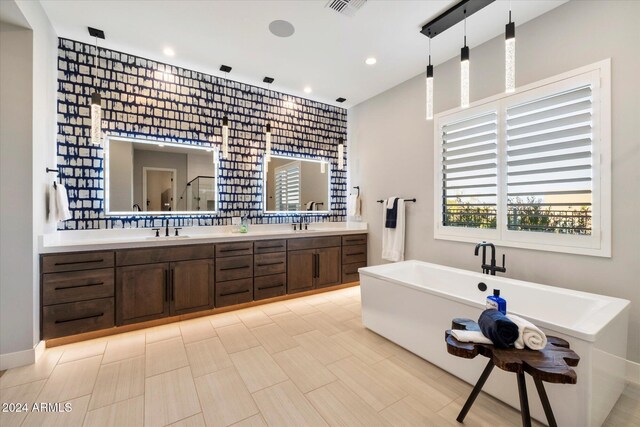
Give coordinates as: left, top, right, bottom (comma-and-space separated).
506, 314, 548, 350
450, 330, 493, 345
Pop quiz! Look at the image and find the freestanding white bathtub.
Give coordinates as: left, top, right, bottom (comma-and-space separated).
359, 260, 630, 427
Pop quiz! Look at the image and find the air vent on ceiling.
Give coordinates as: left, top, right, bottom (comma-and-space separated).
325, 0, 367, 17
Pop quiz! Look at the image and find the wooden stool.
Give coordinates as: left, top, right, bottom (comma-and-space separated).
445, 319, 580, 427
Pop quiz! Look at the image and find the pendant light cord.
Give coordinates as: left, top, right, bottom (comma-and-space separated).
93, 36, 98, 90
509, 0, 512, 23
428, 37, 432, 66
463, 11, 467, 47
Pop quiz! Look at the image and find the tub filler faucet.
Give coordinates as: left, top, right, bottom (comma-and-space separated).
474, 241, 506, 276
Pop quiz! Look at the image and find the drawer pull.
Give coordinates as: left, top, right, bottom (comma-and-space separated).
220, 248, 249, 253
257, 283, 284, 291
54, 259, 104, 266
347, 252, 365, 256
55, 312, 104, 324
220, 265, 251, 271
258, 245, 284, 249
54, 281, 104, 291
220, 289, 250, 297
256, 261, 284, 267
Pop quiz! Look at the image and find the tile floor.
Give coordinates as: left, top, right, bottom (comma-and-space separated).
0, 286, 638, 427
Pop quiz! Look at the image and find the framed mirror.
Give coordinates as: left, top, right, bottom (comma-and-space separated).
264, 155, 330, 213
105, 135, 218, 215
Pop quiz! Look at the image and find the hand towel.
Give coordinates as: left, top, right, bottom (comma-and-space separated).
347, 194, 361, 216
55, 183, 72, 222
506, 313, 548, 350
385, 197, 399, 228
382, 198, 405, 262
451, 330, 493, 345
305, 201, 315, 211
478, 309, 519, 348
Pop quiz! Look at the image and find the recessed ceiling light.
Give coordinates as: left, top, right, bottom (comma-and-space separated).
269, 20, 295, 38
163, 47, 175, 57
365, 57, 377, 65
304, 87, 312, 94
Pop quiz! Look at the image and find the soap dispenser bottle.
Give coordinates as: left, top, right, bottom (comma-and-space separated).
486, 289, 507, 315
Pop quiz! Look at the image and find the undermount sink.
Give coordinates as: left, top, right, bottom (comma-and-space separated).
145, 235, 190, 240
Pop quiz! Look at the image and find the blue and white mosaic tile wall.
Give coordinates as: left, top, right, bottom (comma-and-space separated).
56, 38, 347, 230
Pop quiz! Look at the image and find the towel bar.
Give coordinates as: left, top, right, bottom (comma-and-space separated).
377, 198, 416, 203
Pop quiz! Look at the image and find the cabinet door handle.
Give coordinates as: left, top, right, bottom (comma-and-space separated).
220, 265, 251, 271
55, 281, 104, 291
220, 289, 250, 297
165, 269, 169, 302
55, 312, 104, 324
256, 261, 284, 267
171, 269, 175, 301
347, 252, 365, 256
54, 259, 104, 266
312, 254, 316, 278
257, 283, 284, 291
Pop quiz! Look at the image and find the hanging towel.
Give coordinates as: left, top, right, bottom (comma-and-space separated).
506, 313, 548, 350
450, 330, 493, 345
53, 183, 72, 222
347, 194, 361, 216
385, 197, 399, 228
478, 309, 519, 348
382, 197, 405, 262
306, 201, 315, 211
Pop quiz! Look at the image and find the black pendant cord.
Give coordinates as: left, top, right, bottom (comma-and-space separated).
463, 10, 467, 49
93, 36, 99, 93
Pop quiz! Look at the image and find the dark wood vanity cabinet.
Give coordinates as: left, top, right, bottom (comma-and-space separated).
115, 245, 215, 324
341, 234, 368, 284
287, 237, 342, 294
41, 233, 366, 340
40, 251, 116, 339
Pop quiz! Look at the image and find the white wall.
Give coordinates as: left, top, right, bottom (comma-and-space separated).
0, 0, 57, 369
348, 1, 640, 363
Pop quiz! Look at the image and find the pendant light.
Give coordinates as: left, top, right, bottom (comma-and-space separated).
265, 123, 272, 162
90, 34, 102, 145
337, 137, 344, 171
220, 65, 232, 159
505, 1, 516, 93
425, 36, 434, 121
460, 11, 470, 108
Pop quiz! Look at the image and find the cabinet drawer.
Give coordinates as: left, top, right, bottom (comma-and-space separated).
216, 241, 253, 258
342, 244, 367, 264
42, 297, 114, 339
43, 268, 114, 305
216, 255, 253, 282
117, 245, 213, 266
287, 236, 341, 251
342, 234, 367, 246
342, 262, 366, 284
215, 278, 253, 308
254, 252, 286, 277
254, 274, 286, 301
42, 251, 114, 273
254, 239, 286, 254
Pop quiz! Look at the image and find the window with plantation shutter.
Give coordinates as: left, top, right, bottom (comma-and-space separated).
506, 86, 593, 235
274, 161, 301, 211
434, 60, 611, 257
441, 111, 498, 229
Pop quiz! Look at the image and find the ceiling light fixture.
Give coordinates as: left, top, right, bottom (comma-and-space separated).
505, 1, 516, 93
163, 47, 175, 57
304, 86, 312, 94
220, 65, 232, 159
365, 57, 377, 65
88, 27, 105, 145
426, 35, 434, 121
336, 97, 346, 103
460, 10, 470, 108
269, 20, 295, 38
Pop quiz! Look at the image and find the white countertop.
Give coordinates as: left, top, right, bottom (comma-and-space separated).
39, 222, 368, 253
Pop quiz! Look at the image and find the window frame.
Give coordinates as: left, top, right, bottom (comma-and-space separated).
433, 59, 611, 257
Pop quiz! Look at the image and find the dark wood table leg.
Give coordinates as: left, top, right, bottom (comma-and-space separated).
456, 360, 495, 423
516, 372, 532, 427
533, 377, 558, 427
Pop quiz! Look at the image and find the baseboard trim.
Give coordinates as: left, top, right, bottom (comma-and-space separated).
627, 359, 640, 385
0, 340, 44, 370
